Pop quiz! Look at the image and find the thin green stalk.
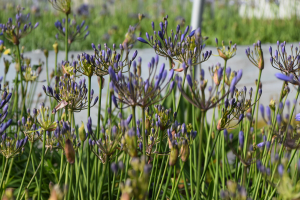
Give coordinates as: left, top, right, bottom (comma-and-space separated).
154, 156, 170, 200
59, 150, 64, 181
213, 133, 220, 198
97, 163, 108, 200
64, 163, 70, 200
67, 165, 74, 200
87, 75, 92, 198
65, 14, 69, 61
142, 108, 146, 159
97, 77, 103, 138
45, 56, 50, 86
170, 161, 185, 199
107, 162, 111, 200
16, 44, 25, 117
38, 130, 47, 200
4, 157, 14, 192
160, 166, 172, 200
75, 144, 83, 199
16, 142, 33, 199
116, 154, 127, 199
196, 111, 205, 199
153, 144, 169, 199
199, 130, 221, 185
0, 158, 8, 193
55, 50, 58, 76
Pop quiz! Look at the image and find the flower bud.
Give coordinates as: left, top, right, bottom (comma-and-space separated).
180, 140, 189, 162
169, 144, 178, 166
64, 139, 75, 164
79, 122, 86, 142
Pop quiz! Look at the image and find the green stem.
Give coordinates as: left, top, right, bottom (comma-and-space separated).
75, 144, 83, 199
16, 44, 25, 117
0, 158, 8, 193
170, 161, 185, 199
55, 51, 58, 77
67, 165, 74, 200
107, 161, 111, 200
16, 142, 33, 199
87, 76, 92, 198
65, 14, 69, 61
196, 111, 205, 199
37, 130, 46, 200
142, 108, 146, 159
160, 165, 172, 200
155, 156, 170, 200
64, 163, 70, 200
4, 157, 14, 192
97, 162, 108, 200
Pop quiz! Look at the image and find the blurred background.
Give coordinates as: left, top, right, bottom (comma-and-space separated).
1, 0, 300, 51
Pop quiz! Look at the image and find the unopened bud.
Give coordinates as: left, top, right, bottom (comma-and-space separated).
79, 122, 86, 142
65, 139, 75, 164
169, 145, 179, 166
180, 140, 189, 162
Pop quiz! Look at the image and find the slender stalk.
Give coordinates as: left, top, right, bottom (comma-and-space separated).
154, 156, 170, 200
160, 166, 172, 200
0, 158, 8, 193
142, 108, 146, 159
64, 163, 70, 200
196, 111, 205, 199
97, 162, 108, 200
16, 44, 25, 117
16, 142, 33, 199
37, 130, 47, 200
116, 154, 126, 199
65, 14, 69, 61
170, 161, 185, 199
45, 56, 50, 86
4, 157, 14, 192
55, 50, 58, 77
87, 76, 92, 198
75, 144, 84, 199
67, 165, 74, 200
97, 77, 103, 139
107, 161, 111, 200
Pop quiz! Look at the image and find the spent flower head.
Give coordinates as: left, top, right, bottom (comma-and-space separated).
215, 39, 237, 61
245, 40, 264, 70
48, 0, 71, 15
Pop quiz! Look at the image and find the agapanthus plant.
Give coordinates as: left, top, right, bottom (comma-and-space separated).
87, 115, 132, 163
109, 55, 175, 108
55, 16, 89, 49
43, 74, 98, 112
137, 16, 211, 69
0, 6, 39, 46
270, 41, 300, 75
